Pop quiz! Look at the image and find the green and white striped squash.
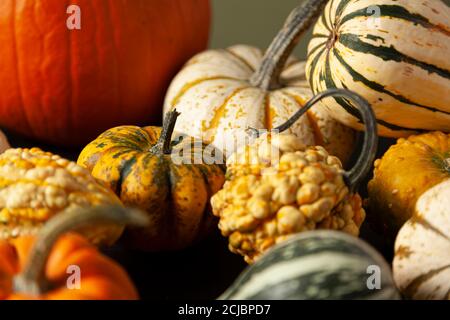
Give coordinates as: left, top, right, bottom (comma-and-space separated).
220, 231, 400, 300
306, 0, 450, 137
393, 179, 450, 300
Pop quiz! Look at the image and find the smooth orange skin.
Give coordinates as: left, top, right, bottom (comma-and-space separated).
0, 0, 210, 147
0, 233, 139, 300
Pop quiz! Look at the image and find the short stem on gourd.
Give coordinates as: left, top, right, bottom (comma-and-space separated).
249, 0, 328, 91
272, 88, 379, 192
153, 110, 180, 154
12, 206, 149, 296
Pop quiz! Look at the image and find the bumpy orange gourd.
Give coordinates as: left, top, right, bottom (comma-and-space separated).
212, 133, 366, 263
0, 148, 124, 246
368, 131, 450, 239
78, 111, 226, 251
0, 206, 147, 300
0, 0, 210, 146
211, 89, 378, 263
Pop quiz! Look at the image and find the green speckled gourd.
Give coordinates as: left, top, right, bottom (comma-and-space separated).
220, 231, 400, 300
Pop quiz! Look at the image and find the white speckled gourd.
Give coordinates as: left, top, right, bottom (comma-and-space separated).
212, 88, 379, 263
393, 179, 450, 300
163, 0, 355, 164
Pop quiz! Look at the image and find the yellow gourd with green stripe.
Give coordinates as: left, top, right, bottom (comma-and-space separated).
306, 0, 450, 137
78, 111, 226, 252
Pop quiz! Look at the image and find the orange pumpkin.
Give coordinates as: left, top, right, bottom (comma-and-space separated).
0, 0, 210, 146
367, 131, 450, 239
0, 206, 148, 300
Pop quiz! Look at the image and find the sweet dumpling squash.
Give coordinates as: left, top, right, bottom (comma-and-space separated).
306, 0, 450, 137
212, 89, 378, 263
393, 179, 450, 300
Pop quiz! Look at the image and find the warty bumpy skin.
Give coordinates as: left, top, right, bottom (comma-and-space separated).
211, 133, 365, 263
0, 148, 124, 246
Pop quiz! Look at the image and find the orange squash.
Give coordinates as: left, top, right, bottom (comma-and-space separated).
368, 131, 450, 239
0, 0, 210, 146
0, 206, 148, 300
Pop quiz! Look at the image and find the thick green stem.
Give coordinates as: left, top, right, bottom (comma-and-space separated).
13, 206, 149, 296
250, 0, 328, 91
153, 110, 180, 154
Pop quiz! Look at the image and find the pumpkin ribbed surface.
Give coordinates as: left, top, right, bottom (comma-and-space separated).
306, 0, 450, 137
0, 148, 123, 245
0, 0, 210, 146
164, 45, 356, 164
368, 131, 450, 238
211, 134, 365, 263
78, 125, 226, 251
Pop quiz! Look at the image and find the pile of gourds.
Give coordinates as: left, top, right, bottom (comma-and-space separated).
0, 0, 448, 300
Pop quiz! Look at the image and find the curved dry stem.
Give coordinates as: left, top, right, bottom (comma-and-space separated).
250, 0, 328, 91
13, 206, 149, 296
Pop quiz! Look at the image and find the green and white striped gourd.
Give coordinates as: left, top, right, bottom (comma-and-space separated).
393, 179, 450, 300
306, 0, 450, 137
220, 231, 400, 300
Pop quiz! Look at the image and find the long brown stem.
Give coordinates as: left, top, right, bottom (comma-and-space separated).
250, 0, 328, 91
153, 110, 180, 154
273, 89, 378, 191
13, 206, 149, 296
